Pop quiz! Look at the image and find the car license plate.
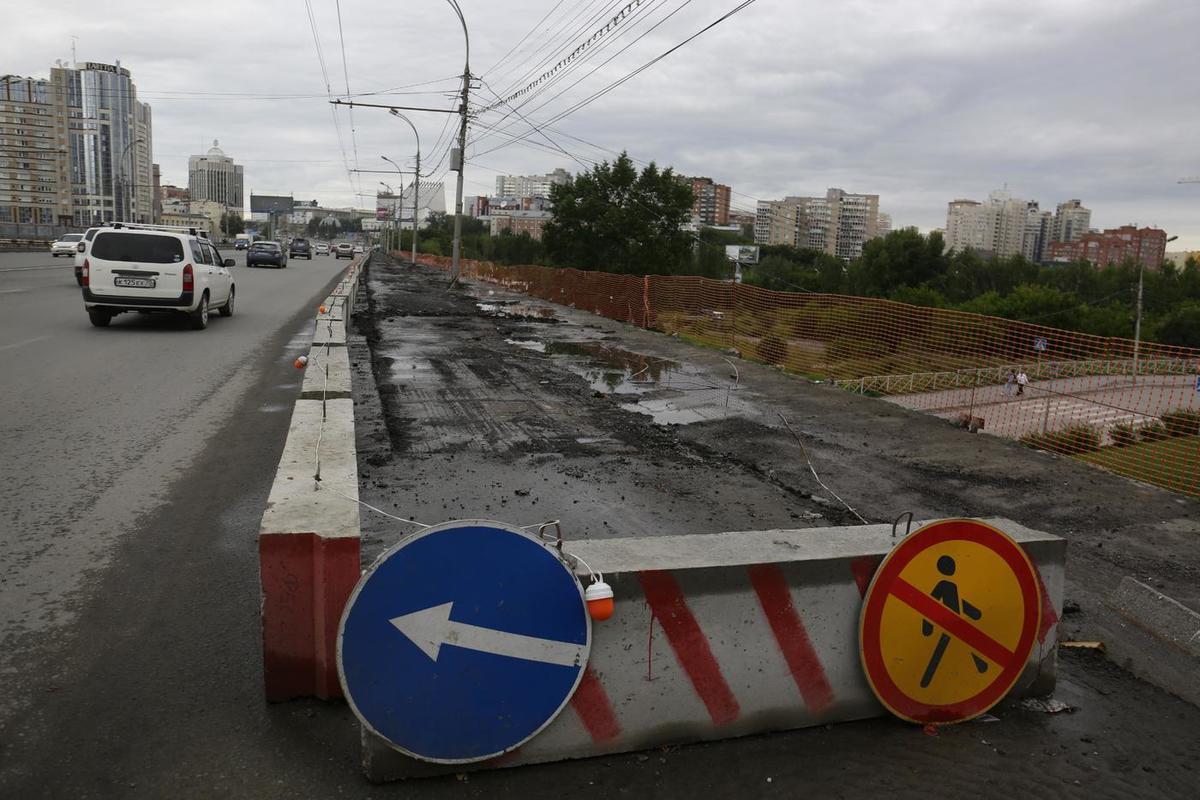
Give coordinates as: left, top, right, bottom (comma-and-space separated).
113, 276, 156, 289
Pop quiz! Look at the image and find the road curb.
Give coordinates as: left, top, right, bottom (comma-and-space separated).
1104, 576, 1200, 707
361, 517, 1066, 781
257, 254, 365, 702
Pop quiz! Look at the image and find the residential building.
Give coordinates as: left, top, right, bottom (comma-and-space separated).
877, 212, 892, 237
495, 168, 570, 200
188, 139, 243, 209
1052, 199, 1091, 244
754, 198, 803, 246
1023, 203, 1053, 262
944, 190, 1031, 259
160, 184, 188, 202
490, 210, 552, 240
754, 188, 881, 260
686, 176, 731, 226
1047, 225, 1168, 270
0, 74, 72, 228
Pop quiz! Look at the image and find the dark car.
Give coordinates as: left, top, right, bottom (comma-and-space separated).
246, 241, 288, 269
288, 237, 312, 259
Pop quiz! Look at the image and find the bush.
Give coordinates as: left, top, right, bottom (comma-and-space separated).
1160, 409, 1200, 438
1139, 421, 1169, 442
1110, 422, 1137, 447
1020, 424, 1102, 454
756, 334, 788, 366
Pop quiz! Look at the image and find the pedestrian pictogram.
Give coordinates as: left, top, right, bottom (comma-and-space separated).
337, 520, 591, 763
859, 519, 1041, 725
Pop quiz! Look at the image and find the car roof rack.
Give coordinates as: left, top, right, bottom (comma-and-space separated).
109, 221, 209, 238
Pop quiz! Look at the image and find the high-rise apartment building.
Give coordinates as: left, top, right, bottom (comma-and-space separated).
686, 176, 731, 226
754, 188, 881, 261
944, 190, 1032, 259
495, 168, 571, 200
188, 139, 243, 209
1052, 199, 1091, 244
0, 74, 72, 227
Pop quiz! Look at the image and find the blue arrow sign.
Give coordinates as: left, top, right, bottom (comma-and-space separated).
338, 520, 591, 764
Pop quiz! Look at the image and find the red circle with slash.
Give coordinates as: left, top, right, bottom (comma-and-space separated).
859, 519, 1041, 724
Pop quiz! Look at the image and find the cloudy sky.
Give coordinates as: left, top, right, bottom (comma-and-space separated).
8, 0, 1200, 247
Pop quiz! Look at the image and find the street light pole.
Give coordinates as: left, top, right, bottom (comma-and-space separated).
446, 0, 470, 285
387, 111, 421, 265
1132, 234, 1177, 385
120, 137, 144, 223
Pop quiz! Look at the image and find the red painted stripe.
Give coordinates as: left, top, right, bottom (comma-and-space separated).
1032, 565, 1060, 643
851, 556, 883, 597
890, 578, 1015, 667
748, 565, 834, 714
638, 570, 741, 726
569, 665, 621, 743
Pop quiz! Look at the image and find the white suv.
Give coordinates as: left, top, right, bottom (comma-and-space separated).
81, 223, 235, 330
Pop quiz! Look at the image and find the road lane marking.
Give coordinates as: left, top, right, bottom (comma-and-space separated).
0, 335, 52, 353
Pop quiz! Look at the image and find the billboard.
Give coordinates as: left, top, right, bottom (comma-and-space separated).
725, 245, 760, 264
376, 206, 390, 221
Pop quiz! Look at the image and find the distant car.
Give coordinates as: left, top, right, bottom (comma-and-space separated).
247, 241, 288, 268
314, 242, 330, 256
51, 233, 84, 258
234, 240, 248, 250
334, 243, 354, 259
353, 244, 364, 254
81, 223, 234, 330
289, 237, 313, 260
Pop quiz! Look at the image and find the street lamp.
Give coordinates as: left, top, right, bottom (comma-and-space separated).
387, 110, 422, 266
120, 137, 145, 223
1132, 233, 1178, 384
381, 154, 417, 262
379, 180, 400, 251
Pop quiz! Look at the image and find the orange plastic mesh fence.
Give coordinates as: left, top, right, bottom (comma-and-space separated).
409, 253, 1200, 497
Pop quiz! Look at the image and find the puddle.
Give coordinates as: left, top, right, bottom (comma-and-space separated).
543, 340, 754, 425
476, 301, 559, 322
506, 338, 547, 353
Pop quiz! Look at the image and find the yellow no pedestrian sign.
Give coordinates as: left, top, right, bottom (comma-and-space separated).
859, 519, 1041, 724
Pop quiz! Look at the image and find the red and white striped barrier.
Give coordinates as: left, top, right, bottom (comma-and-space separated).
362, 517, 1064, 780
258, 255, 366, 702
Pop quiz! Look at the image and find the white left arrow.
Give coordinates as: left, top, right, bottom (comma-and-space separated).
389, 602, 585, 668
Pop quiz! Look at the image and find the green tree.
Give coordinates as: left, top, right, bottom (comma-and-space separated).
542, 152, 694, 274
219, 212, 245, 236
849, 228, 948, 296
1156, 303, 1200, 347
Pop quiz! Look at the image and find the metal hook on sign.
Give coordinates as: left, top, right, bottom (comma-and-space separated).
537, 520, 564, 556
892, 511, 914, 540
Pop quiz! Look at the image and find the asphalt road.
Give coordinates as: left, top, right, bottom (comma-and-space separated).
0, 248, 356, 796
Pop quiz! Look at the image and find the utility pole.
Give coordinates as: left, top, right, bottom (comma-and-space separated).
447, 0, 470, 286
1132, 234, 1178, 385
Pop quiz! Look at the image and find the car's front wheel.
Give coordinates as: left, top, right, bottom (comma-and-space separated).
88, 309, 112, 327
189, 293, 209, 330
219, 286, 235, 317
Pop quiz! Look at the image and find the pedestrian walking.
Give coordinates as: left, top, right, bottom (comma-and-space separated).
1016, 370, 1028, 396
1004, 370, 1016, 397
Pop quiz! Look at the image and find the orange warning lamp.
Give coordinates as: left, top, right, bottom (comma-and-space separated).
585, 580, 614, 621
319, 304, 328, 314
294, 355, 309, 369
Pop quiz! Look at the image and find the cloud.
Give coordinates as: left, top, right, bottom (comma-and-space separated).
6, 0, 1200, 246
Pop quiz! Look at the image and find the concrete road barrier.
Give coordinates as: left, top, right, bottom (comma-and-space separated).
361, 517, 1065, 781
1105, 577, 1200, 707
258, 255, 366, 702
